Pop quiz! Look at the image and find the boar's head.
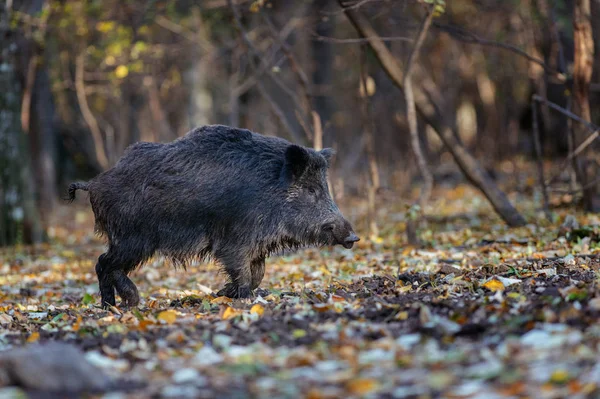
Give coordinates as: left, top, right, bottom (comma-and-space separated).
281, 145, 359, 249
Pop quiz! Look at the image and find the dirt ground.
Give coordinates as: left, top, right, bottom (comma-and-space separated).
1, 183, 600, 398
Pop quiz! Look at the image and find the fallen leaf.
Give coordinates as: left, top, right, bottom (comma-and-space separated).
550, 369, 570, 384
250, 304, 264, 316
0, 313, 12, 325
211, 296, 233, 305
483, 278, 505, 292
347, 378, 379, 395
26, 332, 40, 343
221, 306, 242, 320
157, 310, 177, 324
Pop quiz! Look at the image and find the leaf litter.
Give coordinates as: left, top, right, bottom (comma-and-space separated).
1, 184, 600, 398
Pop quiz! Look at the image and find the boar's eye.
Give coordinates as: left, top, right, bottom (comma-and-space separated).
308, 187, 318, 196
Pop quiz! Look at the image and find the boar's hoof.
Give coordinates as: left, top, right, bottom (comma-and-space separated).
216, 283, 252, 299
119, 295, 140, 309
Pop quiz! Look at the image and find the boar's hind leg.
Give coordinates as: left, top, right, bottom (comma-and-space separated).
112, 269, 140, 308
215, 253, 252, 299
250, 257, 265, 290
97, 247, 143, 308
95, 253, 116, 308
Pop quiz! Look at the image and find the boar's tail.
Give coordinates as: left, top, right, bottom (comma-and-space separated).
66, 182, 90, 203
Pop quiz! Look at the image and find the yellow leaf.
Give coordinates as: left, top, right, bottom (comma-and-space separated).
26, 332, 40, 343
157, 310, 177, 324
395, 311, 409, 320
115, 65, 129, 79
222, 306, 242, 320
483, 278, 505, 292
347, 378, 379, 395
550, 369, 570, 384
250, 304, 264, 316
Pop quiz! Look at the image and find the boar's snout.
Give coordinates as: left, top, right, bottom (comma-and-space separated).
343, 232, 360, 249
321, 218, 359, 249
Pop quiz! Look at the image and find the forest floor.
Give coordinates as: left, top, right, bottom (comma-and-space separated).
1, 176, 600, 398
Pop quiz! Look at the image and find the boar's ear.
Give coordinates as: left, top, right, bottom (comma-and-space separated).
283, 144, 310, 182
320, 148, 336, 166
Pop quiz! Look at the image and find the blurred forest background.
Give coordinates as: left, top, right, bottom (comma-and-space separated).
1, 0, 599, 246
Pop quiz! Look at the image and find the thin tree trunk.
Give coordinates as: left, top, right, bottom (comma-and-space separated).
572, 0, 598, 211
339, 2, 526, 227
404, 6, 434, 207
360, 47, 379, 239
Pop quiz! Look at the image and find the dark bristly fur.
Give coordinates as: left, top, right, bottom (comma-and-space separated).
69, 125, 359, 308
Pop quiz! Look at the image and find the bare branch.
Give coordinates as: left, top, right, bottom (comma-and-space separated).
338, 1, 526, 227
533, 94, 598, 132
228, 0, 306, 144
531, 95, 600, 187
435, 22, 564, 80
75, 52, 109, 170
312, 33, 413, 44
20, 55, 37, 134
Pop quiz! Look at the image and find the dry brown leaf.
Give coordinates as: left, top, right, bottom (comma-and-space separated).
347, 378, 379, 395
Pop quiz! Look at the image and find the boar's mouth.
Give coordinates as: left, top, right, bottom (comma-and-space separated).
338, 232, 360, 249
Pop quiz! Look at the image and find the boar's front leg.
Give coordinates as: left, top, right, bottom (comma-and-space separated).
215, 252, 252, 299
250, 257, 265, 290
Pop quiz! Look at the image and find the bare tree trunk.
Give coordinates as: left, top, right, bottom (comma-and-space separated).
339, 3, 526, 227
0, 6, 43, 245
30, 65, 58, 226
311, 0, 334, 147
572, 0, 598, 211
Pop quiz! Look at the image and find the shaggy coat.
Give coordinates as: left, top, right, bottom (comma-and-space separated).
69, 125, 358, 307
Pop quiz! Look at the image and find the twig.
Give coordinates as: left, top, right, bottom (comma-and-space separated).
75, 52, 109, 170
434, 22, 564, 80
548, 177, 600, 194
338, 0, 526, 227
531, 99, 551, 219
312, 33, 413, 44
261, 11, 316, 142
404, 6, 434, 207
531, 95, 600, 187
533, 94, 598, 131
